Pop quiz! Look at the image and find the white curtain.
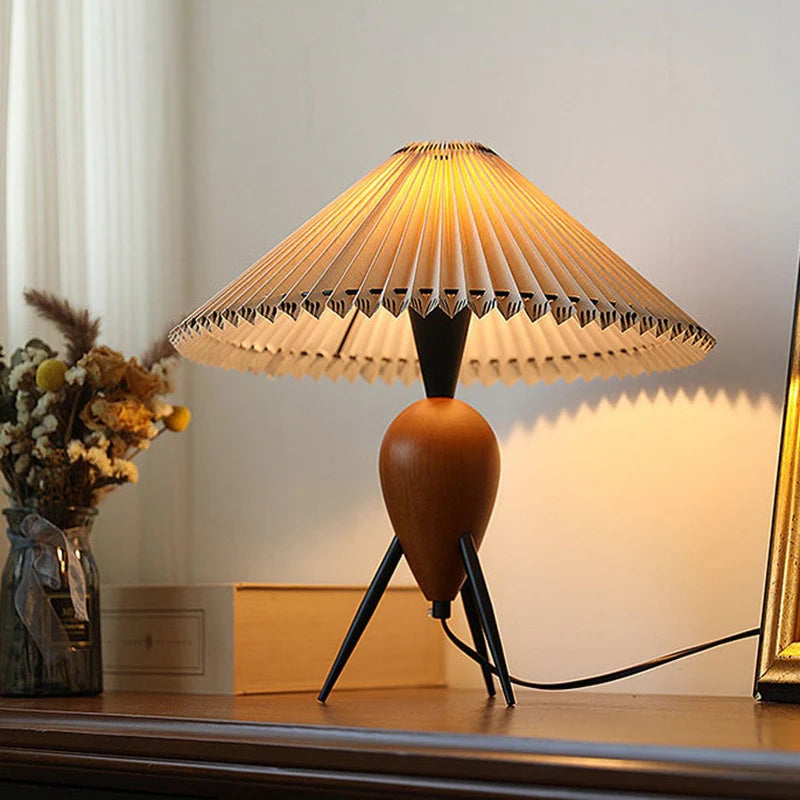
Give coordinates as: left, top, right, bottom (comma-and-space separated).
4, 0, 185, 352
0, 0, 11, 348
0, 0, 189, 583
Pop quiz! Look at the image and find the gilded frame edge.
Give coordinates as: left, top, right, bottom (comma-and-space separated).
756, 256, 800, 701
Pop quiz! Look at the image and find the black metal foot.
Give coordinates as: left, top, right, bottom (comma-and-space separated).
459, 533, 515, 707
317, 536, 403, 703
461, 581, 495, 698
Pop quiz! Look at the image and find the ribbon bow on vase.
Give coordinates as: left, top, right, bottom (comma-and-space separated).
6, 514, 89, 664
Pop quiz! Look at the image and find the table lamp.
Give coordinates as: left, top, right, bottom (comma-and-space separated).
170, 141, 714, 707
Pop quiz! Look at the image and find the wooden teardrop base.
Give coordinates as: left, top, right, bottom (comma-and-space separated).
379, 397, 501, 602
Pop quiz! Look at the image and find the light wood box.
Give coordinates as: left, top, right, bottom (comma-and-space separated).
101, 584, 445, 695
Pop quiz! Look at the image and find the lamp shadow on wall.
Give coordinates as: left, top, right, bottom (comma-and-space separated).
466, 271, 791, 439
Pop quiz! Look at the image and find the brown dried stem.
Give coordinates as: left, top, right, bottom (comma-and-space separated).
140, 328, 177, 369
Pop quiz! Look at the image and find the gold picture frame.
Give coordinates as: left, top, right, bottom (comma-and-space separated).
756, 260, 800, 701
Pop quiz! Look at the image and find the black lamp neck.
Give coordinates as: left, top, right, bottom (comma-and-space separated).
409, 307, 471, 399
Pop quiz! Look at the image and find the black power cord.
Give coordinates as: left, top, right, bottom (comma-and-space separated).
441, 619, 760, 690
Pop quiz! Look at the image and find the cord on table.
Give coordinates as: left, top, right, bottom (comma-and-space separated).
441, 618, 760, 691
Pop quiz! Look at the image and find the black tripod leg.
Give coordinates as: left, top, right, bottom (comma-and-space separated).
460, 581, 495, 698
459, 533, 516, 707
318, 536, 404, 703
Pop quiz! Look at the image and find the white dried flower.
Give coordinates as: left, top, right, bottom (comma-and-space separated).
15, 391, 34, 427
0, 427, 16, 458
112, 459, 139, 484
67, 439, 87, 462
32, 436, 53, 460
32, 392, 59, 419
86, 446, 113, 477
0, 422, 19, 449
151, 357, 178, 394
9, 361, 35, 391
84, 431, 109, 449
31, 414, 59, 438
148, 398, 173, 421
154, 356, 178, 374
64, 365, 87, 386
25, 346, 49, 366
66, 439, 114, 477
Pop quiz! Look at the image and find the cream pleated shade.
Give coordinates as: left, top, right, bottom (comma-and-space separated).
170, 141, 714, 386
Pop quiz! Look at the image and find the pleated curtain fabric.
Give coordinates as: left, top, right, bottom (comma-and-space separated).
0, 0, 11, 349
171, 141, 715, 387
2, 0, 185, 355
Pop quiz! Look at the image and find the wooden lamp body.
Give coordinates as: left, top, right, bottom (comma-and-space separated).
379, 398, 500, 602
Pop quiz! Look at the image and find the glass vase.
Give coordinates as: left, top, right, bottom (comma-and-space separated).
0, 506, 102, 696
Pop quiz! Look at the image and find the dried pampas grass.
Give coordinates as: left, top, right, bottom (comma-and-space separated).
23, 289, 100, 364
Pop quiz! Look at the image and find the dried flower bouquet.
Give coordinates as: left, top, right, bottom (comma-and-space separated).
0, 290, 190, 510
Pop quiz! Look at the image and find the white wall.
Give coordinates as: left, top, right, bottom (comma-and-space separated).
183, 0, 800, 695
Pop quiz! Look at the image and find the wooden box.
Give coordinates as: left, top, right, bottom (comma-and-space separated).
101, 584, 445, 695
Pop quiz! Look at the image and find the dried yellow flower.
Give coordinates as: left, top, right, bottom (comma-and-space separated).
80, 346, 128, 389
81, 394, 155, 439
124, 358, 165, 399
80, 346, 166, 399
34, 359, 67, 392
164, 406, 191, 432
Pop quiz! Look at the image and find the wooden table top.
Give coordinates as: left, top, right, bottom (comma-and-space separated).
3, 688, 800, 798
1, 687, 798, 750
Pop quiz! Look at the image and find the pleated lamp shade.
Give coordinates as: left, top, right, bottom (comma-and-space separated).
170, 141, 714, 386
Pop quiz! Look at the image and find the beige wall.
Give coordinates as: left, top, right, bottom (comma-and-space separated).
181, 0, 800, 695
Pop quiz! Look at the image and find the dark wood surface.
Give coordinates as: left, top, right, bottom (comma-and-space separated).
2, 688, 800, 798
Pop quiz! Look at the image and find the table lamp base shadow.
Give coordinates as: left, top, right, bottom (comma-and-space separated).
317, 307, 516, 707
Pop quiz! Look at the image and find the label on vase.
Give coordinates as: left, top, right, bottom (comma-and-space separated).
48, 593, 92, 648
